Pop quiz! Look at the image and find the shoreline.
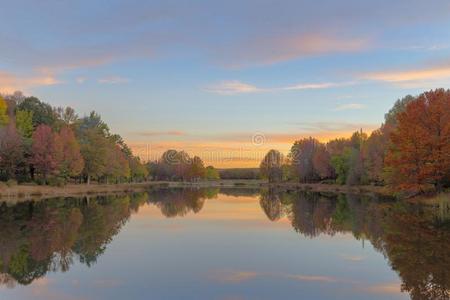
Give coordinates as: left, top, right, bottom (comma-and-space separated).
0, 180, 394, 203
1, 180, 447, 206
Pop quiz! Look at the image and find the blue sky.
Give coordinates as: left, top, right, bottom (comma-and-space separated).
1, 0, 450, 166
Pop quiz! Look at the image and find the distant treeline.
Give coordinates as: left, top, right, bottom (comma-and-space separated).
218, 168, 259, 180
0, 92, 148, 185
260, 89, 450, 194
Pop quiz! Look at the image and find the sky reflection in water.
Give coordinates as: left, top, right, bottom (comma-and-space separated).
0, 188, 449, 300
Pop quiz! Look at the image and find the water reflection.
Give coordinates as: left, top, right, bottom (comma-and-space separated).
0, 188, 448, 299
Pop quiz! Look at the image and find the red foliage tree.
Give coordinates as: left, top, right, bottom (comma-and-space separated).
31, 124, 57, 179
0, 124, 24, 179
54, 126, 84, 179
386, 89, 450, 191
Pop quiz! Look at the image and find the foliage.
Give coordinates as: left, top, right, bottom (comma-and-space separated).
17, 97, 56, 128
0, 125, 24, 180
289, 137, 333, 182
15, 110, 34, 138
260, 149, 284, 182
31, 124, 57, 180
0, 95, 10, 126
386, 89, 450, 191
54, 126, 84, 179
205, 166, 220, 180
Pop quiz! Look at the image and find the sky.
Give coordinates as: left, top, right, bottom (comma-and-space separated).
1, 0, 450, 167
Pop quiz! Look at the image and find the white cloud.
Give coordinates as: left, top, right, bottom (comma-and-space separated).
204, 80, 263, 95
98, 76, 130, 84
205, 80, 353, 95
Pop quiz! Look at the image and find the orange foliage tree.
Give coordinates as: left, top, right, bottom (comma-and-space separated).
386, 89, 450, 191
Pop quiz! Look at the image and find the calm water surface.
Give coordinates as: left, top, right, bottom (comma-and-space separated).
0, 188, 449, 300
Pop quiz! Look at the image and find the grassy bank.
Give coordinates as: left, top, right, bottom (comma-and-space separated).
0, 179, 396, 202
0, 182, 172, 203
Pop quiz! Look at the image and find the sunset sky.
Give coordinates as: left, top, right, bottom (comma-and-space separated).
1, 0, 450, 167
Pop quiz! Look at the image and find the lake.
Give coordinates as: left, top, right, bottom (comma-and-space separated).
0, 188, 449, 300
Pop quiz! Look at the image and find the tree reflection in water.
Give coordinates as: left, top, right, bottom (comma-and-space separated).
0, 188, 448, 299
260, 189, 450, 300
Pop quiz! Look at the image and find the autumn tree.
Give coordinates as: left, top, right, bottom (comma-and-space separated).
189, 156, 206, 180
289, 138, 331, 182
0, 125, 23, 180
0, 95, 9, 126
53, 126, 84, 180
105, 144, 130, 183
260, 149, 284, 183
31, 125, 57, 180
386, 89, 450, 191
78, 128, 108, 184
129, 156, 148, 182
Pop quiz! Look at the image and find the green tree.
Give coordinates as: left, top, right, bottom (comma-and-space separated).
78, 128, 108, 184
17, 97, 56, 128
0, 95, 9, 126
15, 110, 34, 138
205, 166, 220, 180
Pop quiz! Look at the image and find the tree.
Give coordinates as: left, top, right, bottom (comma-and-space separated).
15, 110, 34, 138
331, 149, 351, 185
205, 166, 220, 180
0, 95, 9, 126
53, 126, 84, 180
104, 144, 130, 183
31, 125, 57, 180
78, 128, 108, 184
0, 125, 23, 180
289, 138, 330, 182
363, 129, 386, 184
260, 149, 284, 183
386, 89, 450, 191
17, 97, 56, 128
188, 156, 206, 180
312, 143, 333, 179
129, 157, 148, 182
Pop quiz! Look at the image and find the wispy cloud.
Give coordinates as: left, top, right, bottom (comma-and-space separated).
363, 65, 450, 83
205, 80, 353, 95
359, 282, 403, 295
334, 103, 366, 111
0, 71, 60, 93
210, 270, 339, 284
204, 81, 262, 95
98, 76, 130, 84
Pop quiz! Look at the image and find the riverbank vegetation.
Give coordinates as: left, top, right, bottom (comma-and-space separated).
259, 89, 450, 197
0, 92, 147, 185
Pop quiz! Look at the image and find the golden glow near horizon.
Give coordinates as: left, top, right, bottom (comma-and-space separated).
129, 128, 377, 168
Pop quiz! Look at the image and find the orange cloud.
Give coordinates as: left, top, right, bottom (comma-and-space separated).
361, 282, 403, 295
210, 270, 340, 284
205, 80, 355, 95
364, 65, 450, 83
0, 71, 60, 93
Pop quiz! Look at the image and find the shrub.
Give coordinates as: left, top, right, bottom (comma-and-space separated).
48, 177, 66, 187
6, 179, 18, 187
